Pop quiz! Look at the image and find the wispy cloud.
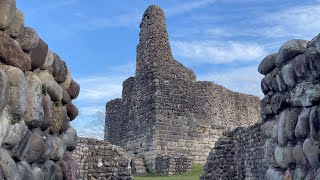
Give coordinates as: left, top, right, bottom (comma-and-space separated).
171, 40, 266, 64
166, 0, 216, 16
198, 66, 264, 97
258, 5, 320, 39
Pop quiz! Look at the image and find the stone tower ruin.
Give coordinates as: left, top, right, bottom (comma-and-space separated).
105, 5, 261, 171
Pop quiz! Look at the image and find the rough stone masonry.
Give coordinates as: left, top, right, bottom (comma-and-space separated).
201, 33, 320, 179
0, 0, 80, 179
105, 5, 261, 171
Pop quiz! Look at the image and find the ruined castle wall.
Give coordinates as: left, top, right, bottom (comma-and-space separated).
201, 123, 267, 179
74, 138, 133, 180
105, 5, 261, 171
0, 1, 80, 179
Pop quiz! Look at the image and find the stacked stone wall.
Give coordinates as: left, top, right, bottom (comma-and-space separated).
0, 0, 80, 179
260, 35, 320, 179
201, 123, 267, 179
105, 5, 261, 171
154, 155, 192, 175
74, 138, 133, 180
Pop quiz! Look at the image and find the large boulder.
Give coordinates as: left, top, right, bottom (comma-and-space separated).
25, 131, 45, 164
66, 102, 78, 121
25, 72, 44, 128
17, 161, 33, 180
67, 79, 80, 99
0, 33, 31, 71
289, 82, 320, 107
52, 54, 68, 83
37, 70, 63, 101
0, 148, 18, 180
3, 120, 28, 149
303, 138, 320, 170
29, 38, 48, 70
0, 0, 16, 29
276, 39, 308, 66
40, 160, 63, 180
41, 94, 52, 131
40, 49, 54, 70
4, 65, 27, 117
59, 127, 77, 151
5, 9, 24, 37
258, 53, 277, 75
49, 104, 68, 135
16, 27, 39, 51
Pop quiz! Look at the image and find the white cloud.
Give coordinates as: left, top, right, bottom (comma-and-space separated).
260, 5, 320, 39
171, 40, 266, 64
166, 0, 216, 16
198, 66, 264, 98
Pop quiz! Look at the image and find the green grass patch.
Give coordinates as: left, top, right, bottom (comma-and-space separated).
134, 165, 203, 180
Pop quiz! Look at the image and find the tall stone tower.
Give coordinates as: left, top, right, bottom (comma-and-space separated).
105, 5, 261, 171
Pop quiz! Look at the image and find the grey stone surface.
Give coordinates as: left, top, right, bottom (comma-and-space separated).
37, 70, 63, 101
294, 167, 307, 180
59, 127, 77, 151
282, 63, 296, 88
5, 9, 24, 37
17, 161, 33, 180
293, 144, 307, 165
265, 167, 284, 180
40, 49, 54, 70
25, 131, 45, 164
295, 109, 309, 139
0, 148, 18, 180
49, 104, 68, 135
16, 27, 39, 51
67, 79, 80, 99
25, 72, 44, 128
3, 120, 28, 149
258, 53, 277, 75
30, 38, 48, 70
50, 136, 65, 161
41, 94, 52, 131
12, 130, 31, 160
0, 0, 16, 29
0, 33, 31, 71
31, 167, 44, 180
289, 82, 320, 107
275, 146, 286, 168
4, 65, 27, 117
303, 138, 320, 170
276, 39, 308, 66
60, 67, 71, 89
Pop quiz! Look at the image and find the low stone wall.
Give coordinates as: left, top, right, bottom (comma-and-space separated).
201, 123, 267, 179
155, 155, 192, 175
74, 137, 133, 180
0, 1, 80, 179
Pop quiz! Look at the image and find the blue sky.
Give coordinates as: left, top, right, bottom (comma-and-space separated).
17, 0, 320, 138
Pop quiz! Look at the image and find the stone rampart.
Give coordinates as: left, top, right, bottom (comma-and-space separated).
0, 0, 80, 179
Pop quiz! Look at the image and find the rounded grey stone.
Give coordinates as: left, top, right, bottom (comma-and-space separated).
59, 127, 77, 151
295, 109, 309, 139
282, 63, 296, 88
258, 53, 277, 75
303, 138, 320, 170
275, 146, 286, 169
265, 167, 284, 180
25, 72, 44, 128
17, 161, 33, 180
276, 39, 308, 66
0, 148, 18, 180
293, 144, 307, 165
16, 27, 39, 51
0, 0, 16, 29
5, 9, 24, 37
25, 131, 45, 163
31, 167, 44, 180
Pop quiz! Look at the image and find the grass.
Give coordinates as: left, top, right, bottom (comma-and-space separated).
134, 165, 203, 180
